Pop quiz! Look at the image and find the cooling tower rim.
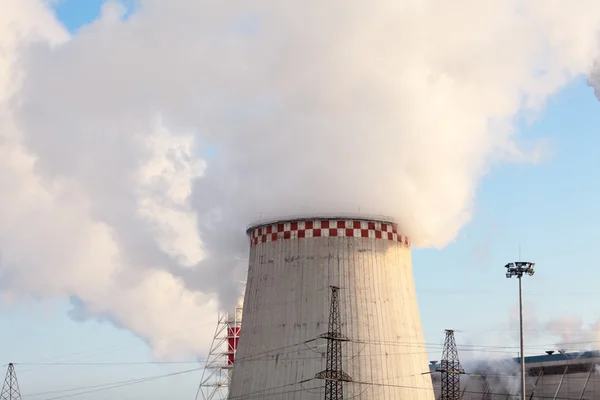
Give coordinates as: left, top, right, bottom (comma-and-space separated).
246, 213, 397, 235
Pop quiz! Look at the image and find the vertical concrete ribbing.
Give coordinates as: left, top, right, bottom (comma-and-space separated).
228, 217, 434, 400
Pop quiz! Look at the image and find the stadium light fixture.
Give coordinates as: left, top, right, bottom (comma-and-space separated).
505, 261, 536, 400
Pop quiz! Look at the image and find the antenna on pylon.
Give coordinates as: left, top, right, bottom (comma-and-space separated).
436, 329, 465, 400
315, 286, 352, 400
1, 363, 22, 400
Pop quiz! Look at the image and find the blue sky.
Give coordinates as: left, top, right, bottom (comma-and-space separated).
53, 0, 136, 28
415, 78, 600, 353
2, 1, 600, 399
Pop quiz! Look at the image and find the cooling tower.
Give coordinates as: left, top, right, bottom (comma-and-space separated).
227, 215, 434, 400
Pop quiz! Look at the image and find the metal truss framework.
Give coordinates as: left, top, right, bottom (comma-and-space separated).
316, 286, 352, 400
1, 363, 21, 400
195, 308, 242, 400
437, 329, 464, 400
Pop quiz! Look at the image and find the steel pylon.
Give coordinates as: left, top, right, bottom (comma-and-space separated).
437, 329, 464, 400
194, 308, 242, 400
1, 363, 21, 400
315, 286, 352, 400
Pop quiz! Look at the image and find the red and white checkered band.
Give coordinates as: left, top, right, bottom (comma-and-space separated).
248, 219, 410, 247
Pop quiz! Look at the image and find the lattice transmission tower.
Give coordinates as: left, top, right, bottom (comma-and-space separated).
315, 286, 352, 400
194, 307, 242, 400
436, 329, 465, 400
1, 363, 21, 400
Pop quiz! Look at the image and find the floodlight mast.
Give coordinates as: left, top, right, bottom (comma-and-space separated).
505, 261, 535, 400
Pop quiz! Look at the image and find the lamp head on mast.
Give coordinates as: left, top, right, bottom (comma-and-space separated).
505, 262, 535, 278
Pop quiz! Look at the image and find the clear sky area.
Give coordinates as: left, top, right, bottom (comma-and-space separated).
2, 1, 600, 399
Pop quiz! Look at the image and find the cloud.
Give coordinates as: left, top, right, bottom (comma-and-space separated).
1, 0, 600, 356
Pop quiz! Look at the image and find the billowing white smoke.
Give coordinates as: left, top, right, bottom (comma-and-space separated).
546, 316, 600, 350
465, 359, 523, 397
2, 0, 600, 357
590, 61, 600, 98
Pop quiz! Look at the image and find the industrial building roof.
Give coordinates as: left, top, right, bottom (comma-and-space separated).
515, 350, 600, 364
429, 350, 600, 372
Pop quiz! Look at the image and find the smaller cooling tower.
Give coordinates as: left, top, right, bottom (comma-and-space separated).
228, 215, 434, 400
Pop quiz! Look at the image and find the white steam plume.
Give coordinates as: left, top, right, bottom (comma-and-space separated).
466, 359, 523, 398
546, 316, 600, 350
2, 0, 600, 357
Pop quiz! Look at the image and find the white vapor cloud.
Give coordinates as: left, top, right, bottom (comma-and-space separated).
546, 316, 600, 350
1, 0, 600, 357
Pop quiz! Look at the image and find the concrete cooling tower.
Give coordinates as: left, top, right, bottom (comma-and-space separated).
227, 215, 434, 400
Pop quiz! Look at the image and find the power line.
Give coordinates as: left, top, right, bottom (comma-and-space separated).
23, 368, 197, 398
227, 379, 313, 400
9, 337, 599, 371
214, 337, 600, 367
14, 320, 217, 367
7, 336, 599, 399
8, 334, 600, 371
416, 288, 600, 297
14, 361, 201, 366
315, 286, 352, 400
437, 329, 464, 400
346, 378, 593, 399
217, 373, 598, 400
24, 367, 202, 400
